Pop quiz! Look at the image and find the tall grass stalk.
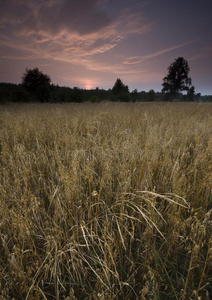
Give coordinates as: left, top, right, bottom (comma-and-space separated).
0, 102, 211, 299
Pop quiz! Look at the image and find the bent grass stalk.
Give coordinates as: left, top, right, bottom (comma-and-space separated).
0, 102, 211, 299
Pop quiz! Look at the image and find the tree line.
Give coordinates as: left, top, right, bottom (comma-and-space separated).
0, 57, 210, 104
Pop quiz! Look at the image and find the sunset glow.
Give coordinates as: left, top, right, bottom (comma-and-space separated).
84, 80, 95, 90
0, 0, 212, 94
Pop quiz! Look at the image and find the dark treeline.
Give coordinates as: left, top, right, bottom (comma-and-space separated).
0, 82, 208, 104
1, 59, 211, 104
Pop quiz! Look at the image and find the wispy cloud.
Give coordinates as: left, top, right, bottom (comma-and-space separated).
0, 0, 152, 56
123, 40, 198, 65
0, 0, 153, 72
1, 0, 211, 94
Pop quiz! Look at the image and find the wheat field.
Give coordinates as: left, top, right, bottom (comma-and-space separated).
0, 102, 211, 299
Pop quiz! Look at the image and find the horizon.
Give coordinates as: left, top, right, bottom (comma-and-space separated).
1, 79, 211, 97
0, 0, 212, 95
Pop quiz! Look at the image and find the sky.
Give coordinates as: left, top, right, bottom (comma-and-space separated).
0, 0, 212, 95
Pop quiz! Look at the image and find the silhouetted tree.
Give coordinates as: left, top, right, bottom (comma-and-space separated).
195, 92, 201, 101
12, 85, 30, 102
0, 83, 30, 104
71, 87, 83, 102
162, 57, 192, 101
112, 78, 130, 101
131, 89, 139, 102
22, 68, 51, 102
147, 89, 155, 101
186, 85, 195, 101
112, 78, 129, 95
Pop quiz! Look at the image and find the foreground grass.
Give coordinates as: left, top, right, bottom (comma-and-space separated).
0, 102, 211, 299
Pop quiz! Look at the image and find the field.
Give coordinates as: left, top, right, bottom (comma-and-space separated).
0, 102, 211, 299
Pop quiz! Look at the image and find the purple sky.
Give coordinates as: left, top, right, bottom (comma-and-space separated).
0, 0, 212, 94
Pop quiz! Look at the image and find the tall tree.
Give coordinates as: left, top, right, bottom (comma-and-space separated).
22, 68, 51, 102
162, 57, 192, 101
112, 78, 129, 96
112, 78, 130, 101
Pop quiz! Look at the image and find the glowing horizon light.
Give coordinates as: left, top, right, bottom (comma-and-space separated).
0, 0, 212, 95
84, 80, 95, 90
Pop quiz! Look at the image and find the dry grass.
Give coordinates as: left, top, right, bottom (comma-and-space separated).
0, 102, 211, 299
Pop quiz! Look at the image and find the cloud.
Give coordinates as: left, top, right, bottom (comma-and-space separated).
0, 0, 153, 65
0, 0, 155, 88
189, 54, 203, 62
0, 0, 114, 36
123, 40, 198, 65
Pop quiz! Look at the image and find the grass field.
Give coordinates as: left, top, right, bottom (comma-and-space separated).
0, 102, 211, 299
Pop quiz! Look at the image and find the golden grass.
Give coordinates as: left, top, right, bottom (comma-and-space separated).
0, 102, 211, 299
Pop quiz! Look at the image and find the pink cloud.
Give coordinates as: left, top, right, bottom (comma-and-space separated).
0, 1, 153, 65
0, 0, 156, 88
123, 40, 198, 65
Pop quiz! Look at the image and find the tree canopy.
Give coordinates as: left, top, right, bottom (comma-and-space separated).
22, 68, 51, 102
111, 78, 130, 101
162, 57, 192, 100
1, 64, 207, 104
22, 68, 51, 92
112, 78, 129, 96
